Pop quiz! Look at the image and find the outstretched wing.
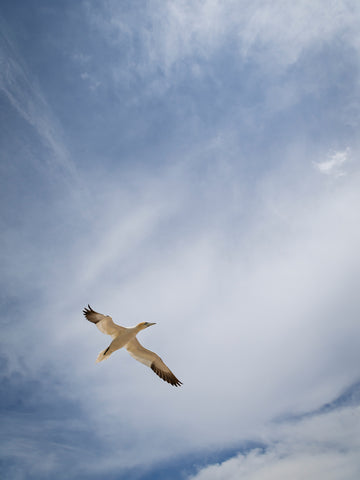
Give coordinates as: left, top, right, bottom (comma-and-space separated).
126, 337, 182, 387
83, 305, 125, 338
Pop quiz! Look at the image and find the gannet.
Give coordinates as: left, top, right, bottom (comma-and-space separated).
83, 305, 182, 387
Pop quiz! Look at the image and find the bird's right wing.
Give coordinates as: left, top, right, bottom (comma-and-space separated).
126, 337, 182, 387
83, 305, 125, 338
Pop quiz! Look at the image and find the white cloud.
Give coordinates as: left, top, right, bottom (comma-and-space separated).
2, 3, 360, 476
80, 0, 360, 129
3, 141, 359, 474
315, 148, 350, 177
189, 404, 360, 480
87, 0, 360, 78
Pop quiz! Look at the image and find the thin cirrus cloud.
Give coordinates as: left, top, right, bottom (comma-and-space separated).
0, 24, 75, 177
85, 1, 360, 84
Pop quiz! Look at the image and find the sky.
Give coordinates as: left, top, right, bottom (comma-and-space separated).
1, 1, 360, 479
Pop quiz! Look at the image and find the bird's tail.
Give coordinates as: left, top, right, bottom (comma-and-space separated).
96, 346, 111, 363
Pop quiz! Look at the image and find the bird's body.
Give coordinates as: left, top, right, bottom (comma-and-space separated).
96, 325, 140, 362
83, 305, 182, 387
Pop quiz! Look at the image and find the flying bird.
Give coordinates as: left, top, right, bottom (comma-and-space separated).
83, 305, 182, 387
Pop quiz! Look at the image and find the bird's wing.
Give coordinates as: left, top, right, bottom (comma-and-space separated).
83, 305, 125, 338
125, 337, 182, 387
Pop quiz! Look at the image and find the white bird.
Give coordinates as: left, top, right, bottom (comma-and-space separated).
83, 305, 182, 387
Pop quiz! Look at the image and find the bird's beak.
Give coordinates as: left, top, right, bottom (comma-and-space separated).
148, 322, 156, 327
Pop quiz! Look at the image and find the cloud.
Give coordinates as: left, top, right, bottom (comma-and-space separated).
2, 140, 359, 478
189, 400, 360, 480
0, 25, 75, 177
314, 148, 350, 177
80, 0, 360, 137
1, 2, 360, 479
86, 0, 360, 80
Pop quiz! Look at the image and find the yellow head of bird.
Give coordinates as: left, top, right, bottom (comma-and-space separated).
136, 321, 156, 330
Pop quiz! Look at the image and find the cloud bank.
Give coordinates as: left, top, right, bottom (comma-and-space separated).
190, 397, 360, 480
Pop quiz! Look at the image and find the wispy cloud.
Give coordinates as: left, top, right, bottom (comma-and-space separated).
3, 144, 359, 476
0, 25, 75, 177
1, 2, 360, 479
79, 0, 360, 142
85, 1, 360, 82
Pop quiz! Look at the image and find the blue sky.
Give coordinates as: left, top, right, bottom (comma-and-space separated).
1, 1, 360, 479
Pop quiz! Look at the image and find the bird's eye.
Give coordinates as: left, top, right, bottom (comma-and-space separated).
144, 322, 148, 325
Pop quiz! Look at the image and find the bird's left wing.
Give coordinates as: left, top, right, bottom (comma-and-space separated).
125, 337, 182, 387
83, 305, 125, 338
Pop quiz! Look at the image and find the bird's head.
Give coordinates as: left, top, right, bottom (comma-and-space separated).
136, 321, 156, 330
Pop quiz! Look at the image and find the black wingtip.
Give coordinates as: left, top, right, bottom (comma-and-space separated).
151, 363, 182, 387
83, 305, 93, 318
83, 305, 101, 324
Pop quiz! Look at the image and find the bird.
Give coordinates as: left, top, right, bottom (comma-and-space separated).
83, 305, 182, 387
